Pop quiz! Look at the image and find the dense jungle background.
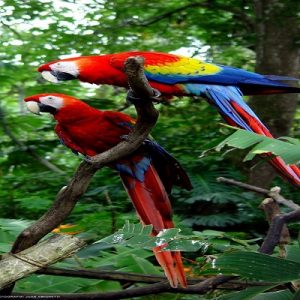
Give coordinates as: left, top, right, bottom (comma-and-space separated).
1, 0, 300, 298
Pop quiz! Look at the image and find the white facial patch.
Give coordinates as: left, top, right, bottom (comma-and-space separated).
50, 61, 79, 77
26, 101, 40, 115
40, 96, 64, 110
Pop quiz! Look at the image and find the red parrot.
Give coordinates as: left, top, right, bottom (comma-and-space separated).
24, 93, 192, 288
37, 51, 300, 186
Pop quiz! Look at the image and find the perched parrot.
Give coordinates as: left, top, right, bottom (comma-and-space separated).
38, 51, 300, 186
24, 93, 192, 288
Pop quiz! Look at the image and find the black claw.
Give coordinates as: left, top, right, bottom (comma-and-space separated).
126, 90, 140, 104
83, 155, 93, 164
120, 135, 129, 141
126, 88, 162, 104
150, 89, 162, 102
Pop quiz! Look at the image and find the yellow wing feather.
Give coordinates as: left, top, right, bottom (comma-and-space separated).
145, 56, 221, 76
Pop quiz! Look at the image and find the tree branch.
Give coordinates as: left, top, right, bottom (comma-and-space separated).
0, 235, 85, 289
259, 198, 290, 257
13, 275, 239, 299
10, 163, 98, 254
259, 209, 300, 254
217, 177, 300, 210
84, 57, 159, 167
36, 266, 277, 288
217, 177, 300, 255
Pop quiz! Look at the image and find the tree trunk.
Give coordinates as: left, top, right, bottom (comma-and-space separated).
248, 0, 300, 187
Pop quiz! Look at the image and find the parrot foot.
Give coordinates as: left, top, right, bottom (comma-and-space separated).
151, 88, 162, 102
126, 88, 162, 104
120, 134, 129, 141
83, 155, 93, 164
126, 90, 140, 104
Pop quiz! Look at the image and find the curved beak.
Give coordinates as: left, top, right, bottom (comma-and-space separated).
25, 101, 57, 115
26, 101, 41, 115
41, 71, 59, 83
41, 70, 77, 83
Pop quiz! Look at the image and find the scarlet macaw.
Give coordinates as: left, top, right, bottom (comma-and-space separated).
38, 51, 300, 186
24, 93, 192, 288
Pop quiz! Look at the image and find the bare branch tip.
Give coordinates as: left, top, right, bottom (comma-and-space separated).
270, 186, 281, 193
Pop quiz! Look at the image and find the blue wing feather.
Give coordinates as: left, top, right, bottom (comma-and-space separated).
115, 156, 151, 182
198, 85, 264, 131
145, 65, 297, 92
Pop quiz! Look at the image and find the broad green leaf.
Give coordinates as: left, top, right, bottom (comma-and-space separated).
208, 251, 300, 282
15, 275, 101, 293
253, 290, 294, 300
165, 239, 208, 252
292, 289, 300, 300
0, 218, 32, 233
0, 242, 12, 253
97, 222, 207, 252
217, 129, 265, 151
286, 245, 300, 263
217, 285, 275, 300
217, 128, 300, 164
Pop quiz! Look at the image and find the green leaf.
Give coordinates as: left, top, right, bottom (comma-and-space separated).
15, 275, 101, 293
208, 251, 300, 282
217, 128, 300, 164
96, 222, 207, 253
165, 239, 208, 252
286, 245, 300, 263
217, 285, 275, 300
292, 289, 300, 300
253, 290, 294, 300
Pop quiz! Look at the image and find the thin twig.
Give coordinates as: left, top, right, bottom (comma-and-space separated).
217, 177, 300, 210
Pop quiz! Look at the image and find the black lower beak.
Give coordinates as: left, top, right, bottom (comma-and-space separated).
50, 70, 77, 81
39, 103, 57, 114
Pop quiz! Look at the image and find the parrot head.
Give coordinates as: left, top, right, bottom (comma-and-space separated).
38, 56, 108, 84
24, 93, 86, 115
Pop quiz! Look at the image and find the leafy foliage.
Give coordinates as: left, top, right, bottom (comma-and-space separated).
205, 251, 300, 282
97, 221, 208, 252
217, 127, 300, 164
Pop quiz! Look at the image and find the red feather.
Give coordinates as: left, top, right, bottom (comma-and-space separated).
121, 165, 186, 287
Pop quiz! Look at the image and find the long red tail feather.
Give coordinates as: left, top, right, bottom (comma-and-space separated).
120, 164, 187, 288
